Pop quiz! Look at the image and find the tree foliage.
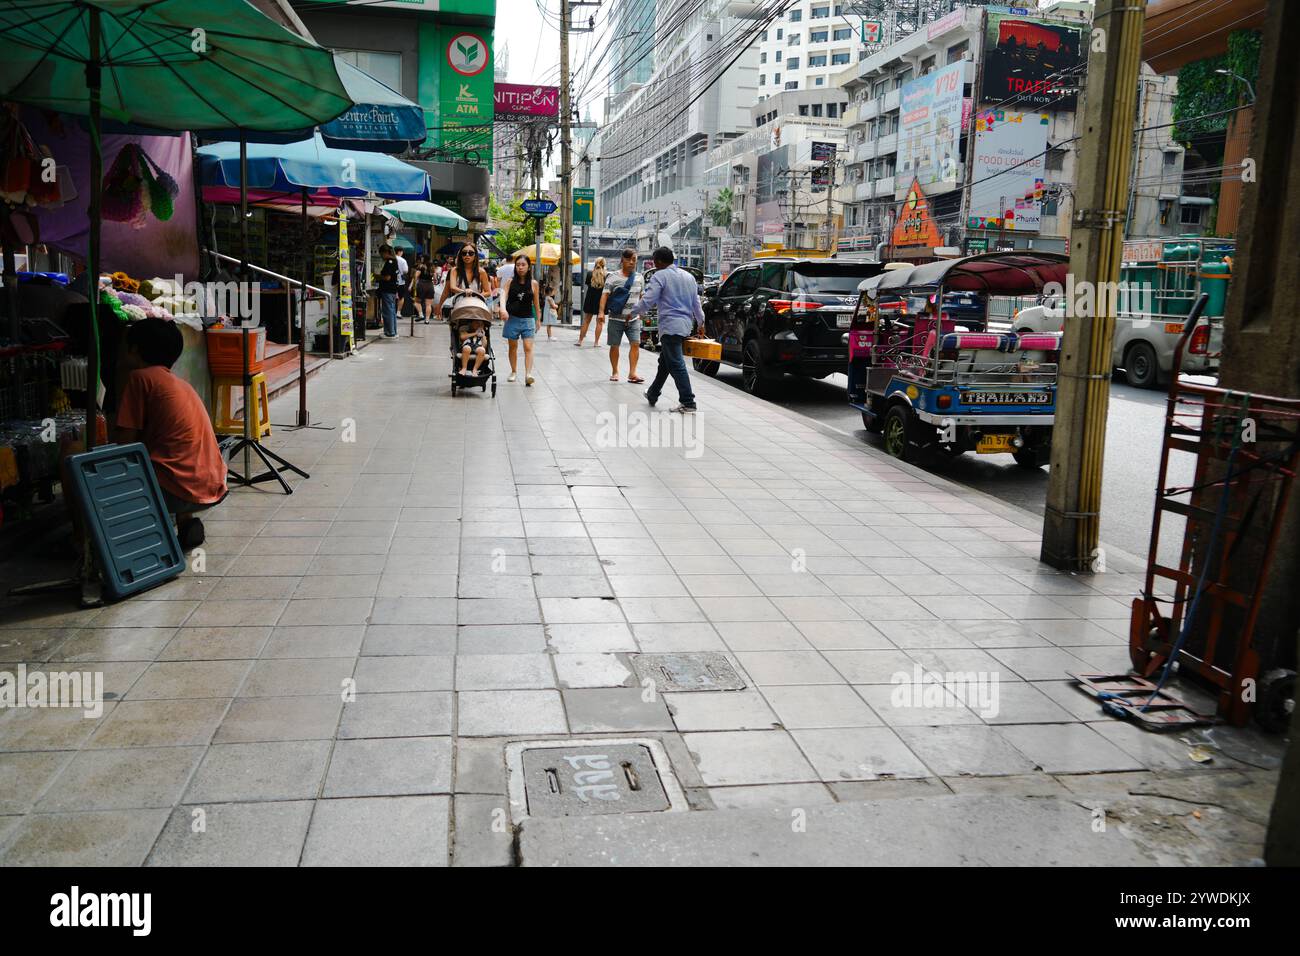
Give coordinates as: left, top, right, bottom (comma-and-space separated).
1173, 30, 1261, 149
708, 187, 734, 228
489, 196, 559, 257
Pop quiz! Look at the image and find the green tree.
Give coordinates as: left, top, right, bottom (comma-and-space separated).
490, 196, 560, 256
708, 187, 734, 228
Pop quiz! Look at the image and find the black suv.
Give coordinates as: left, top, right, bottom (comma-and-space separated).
698, 258, 885, 396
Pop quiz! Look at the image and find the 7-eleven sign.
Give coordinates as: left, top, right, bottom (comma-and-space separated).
862, 20, 882, 44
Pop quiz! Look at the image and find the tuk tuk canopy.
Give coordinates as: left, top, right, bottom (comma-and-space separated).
859, 252, 1070, 297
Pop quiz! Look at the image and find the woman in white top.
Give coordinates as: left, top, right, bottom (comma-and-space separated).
438, 244, 489, 319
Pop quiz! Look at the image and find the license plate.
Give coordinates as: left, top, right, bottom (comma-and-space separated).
961, 391, 1051, 405
976, 434, 1015, 454
836, 314, 852, 328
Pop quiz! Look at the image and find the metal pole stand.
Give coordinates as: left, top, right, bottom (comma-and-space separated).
222, 325, 308, 494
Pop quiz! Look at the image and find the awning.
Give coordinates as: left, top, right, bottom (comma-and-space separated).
860, 252, 1069, 296
198, 133, 430, 199
380, 199, 468, 231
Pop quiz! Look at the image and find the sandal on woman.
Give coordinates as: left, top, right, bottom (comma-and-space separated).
628, 376, 644, 384
609, 375, 619, 382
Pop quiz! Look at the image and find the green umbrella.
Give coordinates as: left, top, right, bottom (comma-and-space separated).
0, 0, 352, 454
381, 200, 470, 232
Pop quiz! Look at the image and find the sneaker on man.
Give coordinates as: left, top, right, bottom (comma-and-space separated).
670, 404, 696, 414
177, 517, 205, 550
644, 390, 657, 407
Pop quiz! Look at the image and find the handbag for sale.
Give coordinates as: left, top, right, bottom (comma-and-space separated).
605, 271, 636, 315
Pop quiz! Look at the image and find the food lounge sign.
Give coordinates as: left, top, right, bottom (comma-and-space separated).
891, 179, 942, 250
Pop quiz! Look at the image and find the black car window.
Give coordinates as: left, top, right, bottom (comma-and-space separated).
718, 268, 749, 297
729, 268, 758, 296
758, 262, 785, 290
790, 265, 879, 295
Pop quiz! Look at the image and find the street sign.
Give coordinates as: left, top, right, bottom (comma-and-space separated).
811, 141, 836, 163
862, 19, 882, 44
521, 198, 557, 218
707, 225, 728, 238
573, 187, 594, 225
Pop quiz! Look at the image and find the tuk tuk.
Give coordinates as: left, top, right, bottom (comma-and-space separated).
847, 252, 1069, 468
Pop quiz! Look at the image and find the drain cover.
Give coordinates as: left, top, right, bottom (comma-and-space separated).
505, 737, 689, 820
630, 652, 746, 692
520, 745, 667, 817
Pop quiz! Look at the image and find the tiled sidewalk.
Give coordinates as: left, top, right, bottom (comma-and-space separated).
0, 326, 1283, 865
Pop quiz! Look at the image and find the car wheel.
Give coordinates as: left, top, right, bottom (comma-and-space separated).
1124, 341, 1160, 389
693, 358, 719, 376
741, 339, 772, 397
882, 404, 913, 462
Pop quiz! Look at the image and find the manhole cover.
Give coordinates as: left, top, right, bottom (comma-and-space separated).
630, 652, 746, 692
521, 744, 667, 817
505, 738, 689, 820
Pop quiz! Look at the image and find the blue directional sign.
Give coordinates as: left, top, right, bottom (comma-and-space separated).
521, 198, 557, 217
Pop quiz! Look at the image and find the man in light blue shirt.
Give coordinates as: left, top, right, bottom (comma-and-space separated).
632, 246, 704, 411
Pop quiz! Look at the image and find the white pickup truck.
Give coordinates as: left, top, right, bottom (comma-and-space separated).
1013, 299, 1220, 388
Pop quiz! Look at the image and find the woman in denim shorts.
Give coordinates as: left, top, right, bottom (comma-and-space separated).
499, 253, 541, 386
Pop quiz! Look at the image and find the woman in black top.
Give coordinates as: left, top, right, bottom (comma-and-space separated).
411, 256, 437, 324
499, 253, 541, 385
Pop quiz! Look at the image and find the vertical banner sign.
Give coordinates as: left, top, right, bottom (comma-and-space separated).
440, 29, 494, 165
338, 218, 353, 341
968, 110, 1049, 232
897, 60, 966, 198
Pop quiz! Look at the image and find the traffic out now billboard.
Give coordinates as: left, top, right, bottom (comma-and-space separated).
897, 60, 966, 197
979, 12, 1086, 111
968, 110, 1049, 232
493, 84, 559, 123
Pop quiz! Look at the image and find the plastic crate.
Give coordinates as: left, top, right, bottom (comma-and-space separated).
205, 326, 266, 376
63, 442, 185, 600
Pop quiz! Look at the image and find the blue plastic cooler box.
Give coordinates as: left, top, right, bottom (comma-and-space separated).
64, 443, 186, 600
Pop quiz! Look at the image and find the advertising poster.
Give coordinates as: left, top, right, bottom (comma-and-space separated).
968, 110, 1049, 232
897, 60, 966, 197
337, 219, 353, 341
756, 145, 789, 240
979, 12, 1086, 111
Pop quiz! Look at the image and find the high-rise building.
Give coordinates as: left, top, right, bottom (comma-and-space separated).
609, 0, 658, 96
597, 0, 762, 251
756, 1, 858, 99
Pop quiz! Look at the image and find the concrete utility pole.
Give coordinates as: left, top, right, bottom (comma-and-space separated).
559, 0, 572, 323
1041, 0, 1145, 572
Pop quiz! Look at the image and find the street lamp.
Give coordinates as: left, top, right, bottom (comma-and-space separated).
1214, 68, 1256, 104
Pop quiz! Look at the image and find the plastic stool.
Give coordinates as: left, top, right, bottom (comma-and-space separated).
213, 373, 271, 439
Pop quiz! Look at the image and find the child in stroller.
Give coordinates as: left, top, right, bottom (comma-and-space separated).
448, 291, 497, 397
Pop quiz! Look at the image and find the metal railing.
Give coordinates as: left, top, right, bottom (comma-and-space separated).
206, 250, 340, 357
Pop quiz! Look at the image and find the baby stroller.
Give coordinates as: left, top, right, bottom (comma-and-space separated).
448, 291, 497, 397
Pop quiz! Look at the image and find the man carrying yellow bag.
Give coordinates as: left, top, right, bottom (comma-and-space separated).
632, 246, 706, 413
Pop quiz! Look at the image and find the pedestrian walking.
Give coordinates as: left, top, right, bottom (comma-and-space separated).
377, 244, 400, 338
409, 256, 438, 324
499, 252, 540, 386
576, 257, 606, 347
538, 269, 560, 340
599, 248, 645, 383
635, 246, 702, 412
394, 247, 410, 316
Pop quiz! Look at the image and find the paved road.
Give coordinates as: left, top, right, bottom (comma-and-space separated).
700, 365, 1195, 564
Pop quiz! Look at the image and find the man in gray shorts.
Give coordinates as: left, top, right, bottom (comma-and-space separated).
599, 248, 646, 383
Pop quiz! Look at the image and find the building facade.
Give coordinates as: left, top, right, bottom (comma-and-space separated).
834, 2, 1090, 259
292, 0, 496, 223
756, 1, 859, 99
